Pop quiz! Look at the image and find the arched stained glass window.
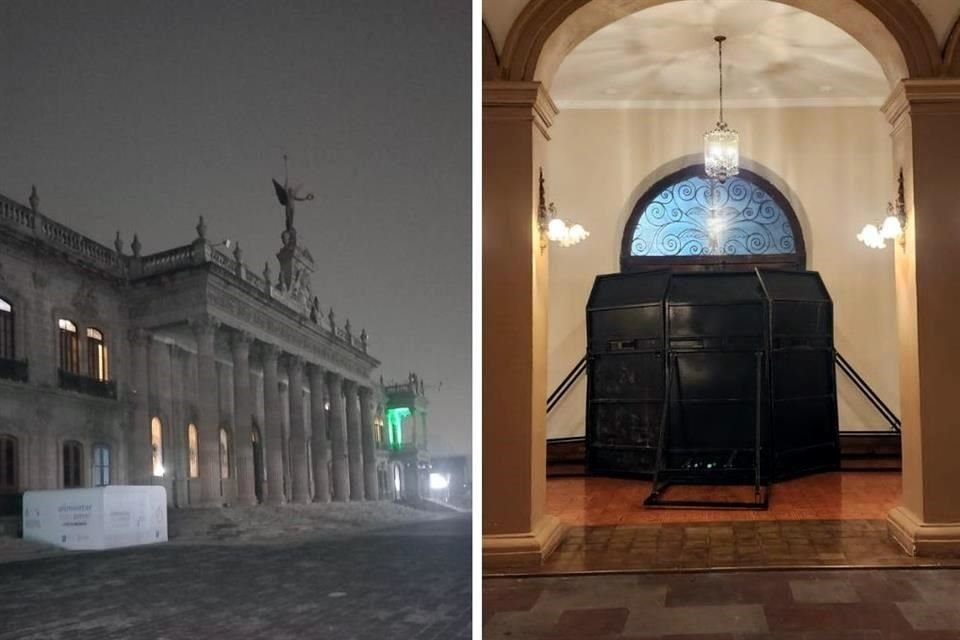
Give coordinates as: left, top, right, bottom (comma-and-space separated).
621, 165, 805, 273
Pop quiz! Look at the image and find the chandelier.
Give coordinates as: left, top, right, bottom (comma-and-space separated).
704, 35, 739, 182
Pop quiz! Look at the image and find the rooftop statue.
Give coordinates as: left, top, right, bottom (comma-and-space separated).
272, 155, 314, 246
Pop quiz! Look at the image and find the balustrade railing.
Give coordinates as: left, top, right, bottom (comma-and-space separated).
0, 358, 29, 383
58, 369, 117, 399
0, 194, 120, 272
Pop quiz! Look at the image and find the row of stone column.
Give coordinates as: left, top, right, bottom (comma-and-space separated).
129, 317, 380, 507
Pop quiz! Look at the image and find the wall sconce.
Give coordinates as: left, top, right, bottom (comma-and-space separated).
857, 169, 906, 249
538, 168, 589, 251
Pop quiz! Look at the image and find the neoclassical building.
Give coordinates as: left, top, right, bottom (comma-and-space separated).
0, 186, 419, 510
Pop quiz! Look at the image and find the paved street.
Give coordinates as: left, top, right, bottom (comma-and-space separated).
0, 514, 470, 640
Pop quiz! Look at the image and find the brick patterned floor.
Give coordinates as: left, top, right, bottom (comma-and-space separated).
547, 472, 902, 525
484, 569, 960, 639
491, 520, 960, 576
0, 515, 471, 640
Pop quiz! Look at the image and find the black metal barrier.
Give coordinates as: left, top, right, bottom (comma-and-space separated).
585, 268, 840, 507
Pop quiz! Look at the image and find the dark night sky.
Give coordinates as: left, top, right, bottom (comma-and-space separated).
0, 0, 471, 457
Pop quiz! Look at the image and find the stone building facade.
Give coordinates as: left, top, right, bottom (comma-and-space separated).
0, 188, 403, 510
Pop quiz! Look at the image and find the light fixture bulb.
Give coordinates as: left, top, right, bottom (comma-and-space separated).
547, 217, 567, 242
568, 224, 588, 243
880, 215, 902, 240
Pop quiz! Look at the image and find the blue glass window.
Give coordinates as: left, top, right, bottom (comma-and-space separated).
629, 173, 797, 257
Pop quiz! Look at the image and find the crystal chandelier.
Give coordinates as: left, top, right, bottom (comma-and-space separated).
704, 35, 739, 182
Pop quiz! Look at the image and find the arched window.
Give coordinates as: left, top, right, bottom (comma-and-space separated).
219, 427, 230, 479
58, 318, 80, 373
92, 444, 110, 487
151, 417, 164, 477
86, 327, 109, 381
621, 165, 805, 273
0, 297, 14, 361
188, 424, 199, 478
0, 435, 17, 494
63, 440, 83, 488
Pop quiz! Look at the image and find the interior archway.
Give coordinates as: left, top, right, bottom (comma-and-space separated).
500, 0, 940, 87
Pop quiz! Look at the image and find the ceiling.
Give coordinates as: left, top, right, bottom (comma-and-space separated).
550, 0, 890, 108
483, 0, 960, 55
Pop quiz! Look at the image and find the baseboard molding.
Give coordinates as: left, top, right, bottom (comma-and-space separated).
888, 505, 960, 557
483, 515, 565, 571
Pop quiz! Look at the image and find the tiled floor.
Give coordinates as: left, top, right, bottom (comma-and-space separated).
547, 472, 902, 525
484, 472, 958, 576
483, 568, 960, 638
493, 519, 960, 576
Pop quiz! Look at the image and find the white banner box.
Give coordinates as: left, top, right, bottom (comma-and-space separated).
22, 486, 168, 551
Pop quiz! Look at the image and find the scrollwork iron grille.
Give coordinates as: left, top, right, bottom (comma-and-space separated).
630, 174, 796, 257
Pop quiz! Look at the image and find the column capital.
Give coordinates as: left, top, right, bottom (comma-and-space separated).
483, 80, 558, 139
358, 385, 373, 402
882, 78, 960, 129
325, 370, 343, 386
188, 314, 220, 338
342, 378, 358, 395
258, 341, 280, 361
284, 353, 305, 375
229, 329, 253, 354
307, 362, 326, 380
127, 327, 152, 346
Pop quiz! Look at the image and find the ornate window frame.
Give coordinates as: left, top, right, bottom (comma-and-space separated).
620, 164, 806, 273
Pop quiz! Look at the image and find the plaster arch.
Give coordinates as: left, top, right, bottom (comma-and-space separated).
944, 15, 960, 76
611, 154, 815, 270
483, 22, 500, 81
500, 0, 941, 89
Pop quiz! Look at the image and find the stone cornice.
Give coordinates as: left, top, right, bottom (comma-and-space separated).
204, 280, 378, 381
483, 81, 559, 139
882, 79, 960, 128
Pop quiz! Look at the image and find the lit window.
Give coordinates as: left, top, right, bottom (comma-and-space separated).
151, 418, 164, 477
86, 327, 109, 381
188, 424, 199, 478
219, 428, 230, 479
63, 440, 83, 488
0, 297, 13, 361
0, 434, 17, 493
58, 319, 80, 374
92, 444, 110, 487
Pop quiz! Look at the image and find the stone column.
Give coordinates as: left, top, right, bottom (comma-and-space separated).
261, 343, 285, 505
286, 355, 309, 503
230, 331, 256, 506
883, 79, 960, 556
327, 371, 349, 501
127, 328, 152, 485
190, 315, 222, 507
359, 386, 378, 500
343, 379, 364, 500
309, 365, 331, 503
482, 81, 563, 568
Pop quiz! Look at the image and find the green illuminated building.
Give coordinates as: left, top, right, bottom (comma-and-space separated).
381, 372, 430, 500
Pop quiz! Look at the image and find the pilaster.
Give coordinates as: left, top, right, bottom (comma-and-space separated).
882, 79, 960, 556
482, 80, 563, 569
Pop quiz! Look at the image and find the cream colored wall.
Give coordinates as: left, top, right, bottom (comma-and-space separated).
546, 106, 899, 439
